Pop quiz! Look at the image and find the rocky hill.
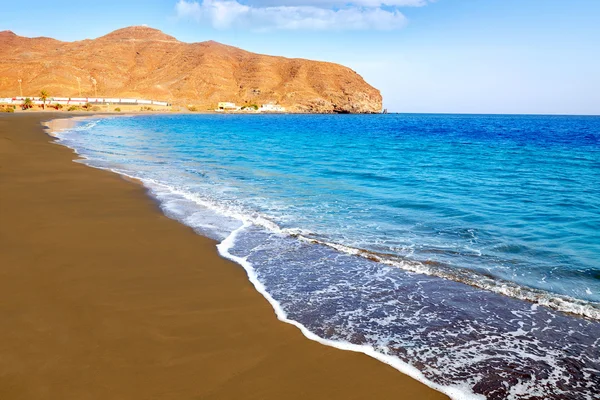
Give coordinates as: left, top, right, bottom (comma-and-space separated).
0, 26, 382, 113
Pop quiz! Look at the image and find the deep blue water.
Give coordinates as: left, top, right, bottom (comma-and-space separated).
56, 114, 600, 400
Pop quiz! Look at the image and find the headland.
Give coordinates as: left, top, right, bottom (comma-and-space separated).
0, 26, 382, 114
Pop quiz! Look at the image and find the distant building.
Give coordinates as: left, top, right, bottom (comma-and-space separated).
259, 103, 286, 113
0, 97, 171, 106
217, 102, 240, 111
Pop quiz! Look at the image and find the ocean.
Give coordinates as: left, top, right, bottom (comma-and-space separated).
55, 113, 600, 400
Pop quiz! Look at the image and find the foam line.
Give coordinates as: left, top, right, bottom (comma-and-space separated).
216, 222, 485, 400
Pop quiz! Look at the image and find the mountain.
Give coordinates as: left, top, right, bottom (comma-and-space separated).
0, 26, 382, 113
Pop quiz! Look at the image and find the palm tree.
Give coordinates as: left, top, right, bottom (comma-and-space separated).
40, 90, 49, 109
22, 98, 33, 110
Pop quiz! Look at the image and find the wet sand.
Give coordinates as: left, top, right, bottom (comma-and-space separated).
0, 113, 448, 400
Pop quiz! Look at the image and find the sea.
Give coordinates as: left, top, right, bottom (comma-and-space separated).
54, 113, 600, 400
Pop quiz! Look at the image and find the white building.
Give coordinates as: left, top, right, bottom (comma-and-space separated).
259, 103, 286, 113
216, 102, 241, 111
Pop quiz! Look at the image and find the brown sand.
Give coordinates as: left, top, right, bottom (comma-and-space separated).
0, 113, 448, 400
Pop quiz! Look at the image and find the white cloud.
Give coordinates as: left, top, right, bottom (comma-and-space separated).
245, 0, 430, 6
175, 0, 412, 31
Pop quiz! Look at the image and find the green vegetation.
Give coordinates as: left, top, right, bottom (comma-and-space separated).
21, 98, 33, 110
0, 106, 15, 113
242, 104, 259, 110
114, 107, 121, 112
83, 102, 92, 110
91, 106, 102, 112
53, 103, 63, 110
67, 105, 81, 112
40, 90, 49, 109
187, 105, 198, 112
140, 106, 155, 111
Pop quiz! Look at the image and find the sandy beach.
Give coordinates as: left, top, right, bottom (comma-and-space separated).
0, 113, 447, 400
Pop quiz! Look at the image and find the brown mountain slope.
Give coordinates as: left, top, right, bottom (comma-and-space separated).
0, 26, 382, 113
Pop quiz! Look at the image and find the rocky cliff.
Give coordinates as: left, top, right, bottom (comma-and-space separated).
0, 26, 382, 113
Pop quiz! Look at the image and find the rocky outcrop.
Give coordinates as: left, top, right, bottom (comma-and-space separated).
0, 26, 382, 113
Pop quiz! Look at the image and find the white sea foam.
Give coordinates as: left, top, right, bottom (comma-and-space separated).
149, 180, 600, 320
216, 223, 484, 400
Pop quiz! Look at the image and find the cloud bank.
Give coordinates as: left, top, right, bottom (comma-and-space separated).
175, 0, 431, 31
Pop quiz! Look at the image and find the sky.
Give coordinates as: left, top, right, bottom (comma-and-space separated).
2, 0, 599, 114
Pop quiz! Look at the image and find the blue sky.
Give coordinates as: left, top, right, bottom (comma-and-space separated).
2, 0, 599, 114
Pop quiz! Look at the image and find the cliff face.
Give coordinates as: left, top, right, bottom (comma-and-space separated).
0, 26, 382, 113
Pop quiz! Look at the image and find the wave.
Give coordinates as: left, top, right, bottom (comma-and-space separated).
216, 222, 484, 400
299, 239, 600, 320
108, 173, 600, 321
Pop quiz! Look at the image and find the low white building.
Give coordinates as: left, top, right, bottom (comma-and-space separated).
259, 103, 286, 113
216, 102, 241, 111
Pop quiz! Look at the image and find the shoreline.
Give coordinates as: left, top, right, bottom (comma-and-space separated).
45, 114, 600, 323
44, 113, 466, 398
0, 112, 448, 399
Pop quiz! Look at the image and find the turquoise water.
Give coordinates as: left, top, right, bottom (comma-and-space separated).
57, 114, 600, 400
